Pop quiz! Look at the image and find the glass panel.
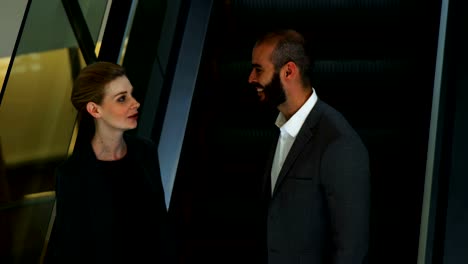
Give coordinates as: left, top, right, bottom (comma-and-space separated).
0, 0, 29, 100
13, 0, 108, 57
78, 0, 110, 41
0, 0, 109, 263
78, 0, 111, 56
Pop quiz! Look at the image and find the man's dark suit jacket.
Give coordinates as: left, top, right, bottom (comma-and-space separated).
263, 99, 370, 264
44, 134, 175, 263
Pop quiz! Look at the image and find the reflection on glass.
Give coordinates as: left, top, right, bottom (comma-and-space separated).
0, 57, 11, 100
0, 0, 29, 102
0, 48, 82, 264
0, 50, 78, 167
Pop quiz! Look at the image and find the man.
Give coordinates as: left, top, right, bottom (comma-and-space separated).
248, 29, 370, 264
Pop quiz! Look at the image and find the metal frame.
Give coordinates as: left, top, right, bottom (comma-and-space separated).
156, 0, 213, 208
61, 0, 98, 65
98, 0, 137, 63
417, 0, 450, 263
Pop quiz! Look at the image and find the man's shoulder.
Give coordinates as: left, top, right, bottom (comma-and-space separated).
315, 100, 343, 118
313, 100, 366, 144
315, 100, 353, 128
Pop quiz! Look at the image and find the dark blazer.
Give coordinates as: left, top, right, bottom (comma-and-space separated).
263, 100, 370, 264
44, 134, 174, 263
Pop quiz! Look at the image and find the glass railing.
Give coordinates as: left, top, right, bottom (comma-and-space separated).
0, 0, 109, 263
0, 0, 29, 104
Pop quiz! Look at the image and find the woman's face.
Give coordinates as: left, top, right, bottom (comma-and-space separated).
95, 76, 140, 132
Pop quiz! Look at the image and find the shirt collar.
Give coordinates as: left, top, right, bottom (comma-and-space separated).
275, 88, 318, 138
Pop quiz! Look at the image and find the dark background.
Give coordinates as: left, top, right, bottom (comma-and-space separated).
167, 1, 442, 263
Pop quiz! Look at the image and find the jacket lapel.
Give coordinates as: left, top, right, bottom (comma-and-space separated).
262, 128, 280, 198
271, 100, 324, 196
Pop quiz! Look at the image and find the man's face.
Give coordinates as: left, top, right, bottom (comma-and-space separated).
254, 71, 285, 108
248, 43, 286, 108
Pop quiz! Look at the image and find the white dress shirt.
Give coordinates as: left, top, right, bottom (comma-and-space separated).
271, 88, 318, 193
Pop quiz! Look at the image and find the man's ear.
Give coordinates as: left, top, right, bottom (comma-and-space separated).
86, 102, 101, 118
283, 61, 297, 79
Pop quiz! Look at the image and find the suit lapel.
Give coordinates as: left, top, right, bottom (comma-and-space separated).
262, 128, 279, 198
271, 100, 324, 196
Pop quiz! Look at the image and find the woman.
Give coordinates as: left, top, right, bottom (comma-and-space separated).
44, 61, 174, 263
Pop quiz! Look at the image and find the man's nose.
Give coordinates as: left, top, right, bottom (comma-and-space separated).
248, 69, 256, 83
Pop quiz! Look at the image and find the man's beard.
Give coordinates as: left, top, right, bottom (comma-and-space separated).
259, 72, 286, 109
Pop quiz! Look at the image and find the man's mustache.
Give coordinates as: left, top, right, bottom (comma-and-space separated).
250, 82, 264, 89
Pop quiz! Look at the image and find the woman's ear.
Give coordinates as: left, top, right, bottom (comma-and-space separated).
86, 102, 101, 118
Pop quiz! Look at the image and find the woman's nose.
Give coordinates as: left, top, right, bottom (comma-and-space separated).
133, 98, 140, 109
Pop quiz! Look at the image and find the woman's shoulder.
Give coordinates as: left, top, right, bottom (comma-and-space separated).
55, 151, 85, 181
124, 133, 157, 152
53, 153, 86, 196
55, 140, 95, 177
